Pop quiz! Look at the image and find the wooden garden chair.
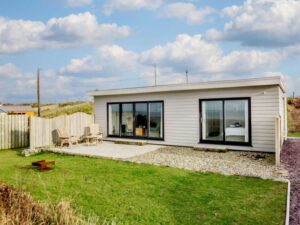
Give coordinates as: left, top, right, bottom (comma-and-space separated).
85, 124, 103, 145
56, 128, 79, 147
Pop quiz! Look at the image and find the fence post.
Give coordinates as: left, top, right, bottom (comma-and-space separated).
275, 116, 281, 167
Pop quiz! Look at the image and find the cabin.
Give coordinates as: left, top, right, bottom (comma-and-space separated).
90, 76, 287, 153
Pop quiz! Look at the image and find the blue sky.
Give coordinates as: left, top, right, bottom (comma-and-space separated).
0, 0, 299, 103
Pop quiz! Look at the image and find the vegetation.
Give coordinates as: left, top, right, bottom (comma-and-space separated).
0, 150, 287, 225
41, 102, 93, 118
287, 97, 300, 137
0, 183, 100, 225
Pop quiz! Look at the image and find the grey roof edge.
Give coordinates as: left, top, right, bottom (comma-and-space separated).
88, 76, 285, 97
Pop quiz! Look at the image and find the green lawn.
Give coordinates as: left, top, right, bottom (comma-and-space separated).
288, 132, 300, 137
0, 150, 287, 225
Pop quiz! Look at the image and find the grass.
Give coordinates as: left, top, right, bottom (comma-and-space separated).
0, 150, 287, 225
41, 102, 93, 118
288, 132, 300, 137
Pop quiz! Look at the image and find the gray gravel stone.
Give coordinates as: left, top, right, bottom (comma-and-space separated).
127, 147, 281, 180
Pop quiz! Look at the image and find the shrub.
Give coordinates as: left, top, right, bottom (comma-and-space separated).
0, 183, 100, 225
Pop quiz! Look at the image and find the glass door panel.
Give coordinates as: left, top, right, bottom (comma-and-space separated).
135, 103, 148, 137
202, 101, 223, 141
121, 103, 133, 136
108, 104, 120, 136
224, 100, 248, 142
149, 102, 163, 138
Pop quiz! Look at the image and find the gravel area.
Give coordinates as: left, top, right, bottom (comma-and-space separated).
281, 139, 300, 225
127, 147, 281, 180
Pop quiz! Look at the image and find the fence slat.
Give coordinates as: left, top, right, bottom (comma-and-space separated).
0, 115, 29, 150
0, 113, 93, 150
30, 113, 93, 149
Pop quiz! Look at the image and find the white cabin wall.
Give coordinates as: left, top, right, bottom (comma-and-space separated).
94, 85, 281, 152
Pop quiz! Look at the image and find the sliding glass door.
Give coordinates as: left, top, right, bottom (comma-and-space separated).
135, 103, 148, 137
224, 100, 249, 143
202, 101, 223, 141
107, 101, 164, 140
108, 104, 120, 136
200, 98, 251, 146
121, 103, 134, 137
149, 102, 163, 139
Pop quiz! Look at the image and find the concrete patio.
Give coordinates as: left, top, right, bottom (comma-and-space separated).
47, 141, 161, 159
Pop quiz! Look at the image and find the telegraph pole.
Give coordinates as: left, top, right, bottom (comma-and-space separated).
185, 69, 189, 84
37, 68, 41, 117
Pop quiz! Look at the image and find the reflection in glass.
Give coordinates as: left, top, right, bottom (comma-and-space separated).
149, 103, 163, 138
121, 104, 133, 136
135, 103, 148, 137
108, 104, 119, 136
225, 100, 248, 142
202, 101, 223, 141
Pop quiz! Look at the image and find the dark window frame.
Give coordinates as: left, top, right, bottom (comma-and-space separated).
107, 101, 164, 141
199, 97, 252, 146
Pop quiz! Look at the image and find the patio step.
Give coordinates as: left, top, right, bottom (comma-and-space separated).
114, 139, 148, 146
193, 145, 228, 153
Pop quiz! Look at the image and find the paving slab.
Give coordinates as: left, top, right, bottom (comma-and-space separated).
48, 141, 161, 159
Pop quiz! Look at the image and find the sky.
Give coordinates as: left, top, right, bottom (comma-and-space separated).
0, 0, 300, 103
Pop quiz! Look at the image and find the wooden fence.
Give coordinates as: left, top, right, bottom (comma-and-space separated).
0, 115, 29, 150
30, 112, 93, 149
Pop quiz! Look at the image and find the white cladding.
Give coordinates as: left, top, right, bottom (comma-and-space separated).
93, 84, 285, 153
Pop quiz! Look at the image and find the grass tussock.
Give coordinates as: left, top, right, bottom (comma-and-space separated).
0, 183, 100, 225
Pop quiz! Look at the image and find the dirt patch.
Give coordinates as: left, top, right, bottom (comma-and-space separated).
281, 139, 300, 225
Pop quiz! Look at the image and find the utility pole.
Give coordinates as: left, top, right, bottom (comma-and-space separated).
37, 68, 41, 117
154, 64, 157, 86
185, 69, 189, 84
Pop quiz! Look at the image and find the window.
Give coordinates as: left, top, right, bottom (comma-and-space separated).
149, 102, 163, 139
108, 104, 119, 136
107, 101, 164, 140
200, 98, 251, 146
121, 103, 134, 137
135, 103, 148, 137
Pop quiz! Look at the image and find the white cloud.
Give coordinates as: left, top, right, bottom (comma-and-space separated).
97, 45, 138, 68
140, 34, 283, 74
1, 34, 296, 102
0, 63, 22, 78
0, 12, 130, 54
104, 0, 163, 15
45, 12, 130, 46
161, 2, 214, 25
0, 18, 45, 54
60, 56, 102, 74
64, 0, 92, 7
205, 0, 300, 47
61, 45, 138, 75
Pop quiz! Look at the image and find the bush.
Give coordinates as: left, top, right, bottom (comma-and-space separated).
288, 98, 300, 108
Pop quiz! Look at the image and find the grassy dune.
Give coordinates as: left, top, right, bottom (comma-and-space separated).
288, 98, 300, 137
41, 102, 93, 118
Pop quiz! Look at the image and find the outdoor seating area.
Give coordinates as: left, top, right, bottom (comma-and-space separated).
56, 123, 103, 147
